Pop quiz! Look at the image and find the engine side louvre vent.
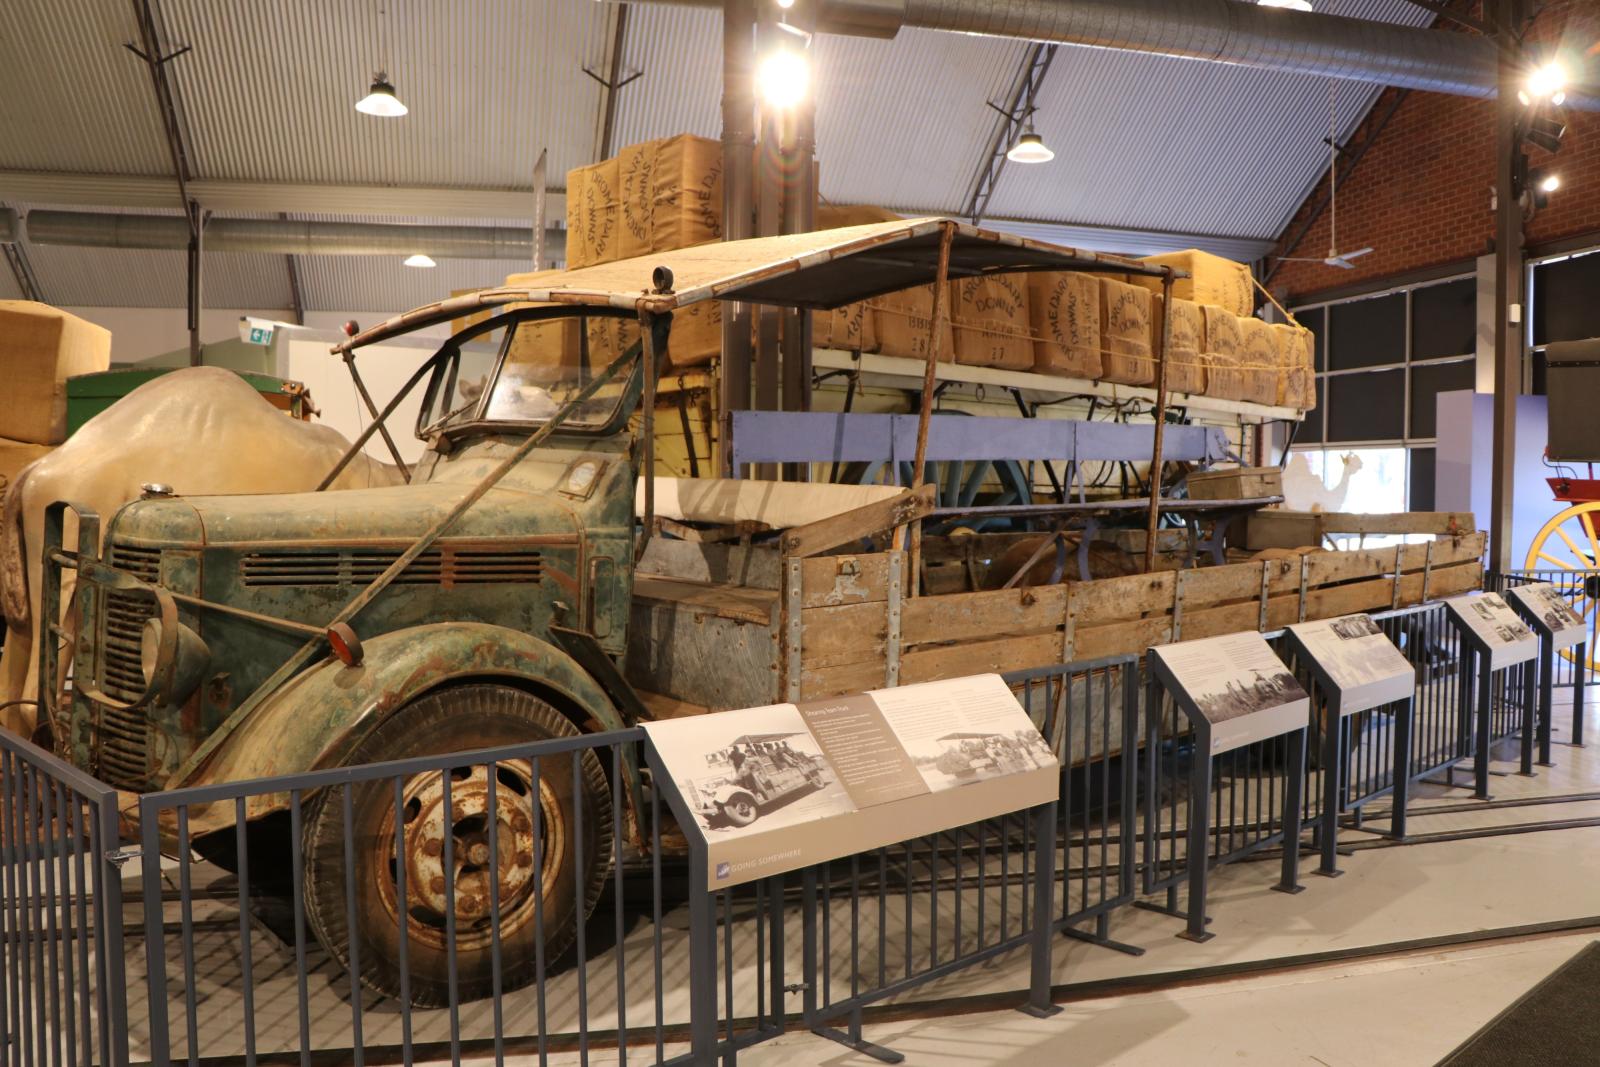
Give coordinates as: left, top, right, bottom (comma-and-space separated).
241, 545, 544, 588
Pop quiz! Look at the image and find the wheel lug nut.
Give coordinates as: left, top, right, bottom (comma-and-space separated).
430, 876, 445, 894
422, 839, 442, 857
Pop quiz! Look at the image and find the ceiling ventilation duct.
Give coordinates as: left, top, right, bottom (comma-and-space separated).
649, 0, 1511, 99
25, 211, 568, 261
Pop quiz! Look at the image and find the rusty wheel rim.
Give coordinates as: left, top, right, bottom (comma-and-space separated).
375, 762, 566, 953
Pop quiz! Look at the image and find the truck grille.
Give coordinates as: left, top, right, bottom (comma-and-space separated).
240, 546, 544, 588
98, 543, 160, 789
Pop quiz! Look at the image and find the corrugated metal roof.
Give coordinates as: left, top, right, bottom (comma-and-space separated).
0, 0, 1438, 310
159, 0, 610, 187
982, 0, 1431, 238
0, 0, 172, 175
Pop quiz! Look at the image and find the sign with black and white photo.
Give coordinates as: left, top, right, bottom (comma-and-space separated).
1444, 592, 1539, 670
642, 675, 1059, 888
1504, 582, 1588, 649
1151, 631, 1310, 754
1286, 614, 1414, 715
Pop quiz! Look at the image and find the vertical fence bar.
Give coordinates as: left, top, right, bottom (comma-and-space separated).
234, 798, 256, 1067
139, 798, 168, 1067
486, 763, 506, 1067
288, 792, 312, 1067
340, 786, 366, 1067
1023, 799, 1059, 1018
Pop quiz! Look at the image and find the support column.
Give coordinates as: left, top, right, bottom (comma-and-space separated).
719, 0, 757, 476
1488, 0, 1526, 577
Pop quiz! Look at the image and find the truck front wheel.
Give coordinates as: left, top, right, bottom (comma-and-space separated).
303, 683, 613, 1007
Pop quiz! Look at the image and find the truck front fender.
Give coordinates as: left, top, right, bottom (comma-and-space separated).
176, 622, 625, 797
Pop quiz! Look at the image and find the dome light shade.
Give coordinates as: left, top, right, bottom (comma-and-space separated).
1258, 0, 1313, 9
1006, 133, 1054, 164
1539, 173, 1561, 194
356, 74, 407, 117
403, 253, 436, 268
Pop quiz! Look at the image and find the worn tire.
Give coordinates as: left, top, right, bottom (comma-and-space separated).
303, 683, 613, 1007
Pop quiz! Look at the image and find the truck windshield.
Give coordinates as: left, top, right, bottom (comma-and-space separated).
483, 313, 640, 428
419, 311, 640, 437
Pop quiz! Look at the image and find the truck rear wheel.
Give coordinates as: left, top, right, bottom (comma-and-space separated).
303, 683, 613, 1007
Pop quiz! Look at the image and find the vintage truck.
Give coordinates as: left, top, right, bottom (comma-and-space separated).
34, 218, 1483, 1007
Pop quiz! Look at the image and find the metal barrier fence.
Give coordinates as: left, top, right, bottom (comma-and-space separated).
133, 726, 784, 1067
0, 729, 129, 1067
1497, 570, 1597, 687
0, 594, 1550, 1066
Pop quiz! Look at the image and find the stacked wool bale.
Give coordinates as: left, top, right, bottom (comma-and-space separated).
1097, 278, 1155, 385
1235, 316, 1284, 406
1272, 323, 1318, 410
812, 203, 895, 353
1198, 305, 1246, 400
565, 134, 724, 369
1151, 294, 1207, 395
1027, 273, 1101, 379
0, 302, 111, 485
1128, 250, 1255, 319
948, 274, 1032, 370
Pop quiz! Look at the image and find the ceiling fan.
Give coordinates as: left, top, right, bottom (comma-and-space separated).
1278, 83, 1375, 271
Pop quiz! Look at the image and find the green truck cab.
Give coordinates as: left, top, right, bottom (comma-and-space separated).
43, 303, 660, 1005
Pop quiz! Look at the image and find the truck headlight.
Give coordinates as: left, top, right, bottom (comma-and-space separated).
140, 617, 212, 704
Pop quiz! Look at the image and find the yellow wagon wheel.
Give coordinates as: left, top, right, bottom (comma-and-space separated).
1524, 500, 1600, 672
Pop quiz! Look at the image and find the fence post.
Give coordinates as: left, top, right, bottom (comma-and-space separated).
1275, 728, 1307, 895
1318, 691, 1344, 877
1021, 799, 1061, 1019
1573, 641, 1588, 748
97, 793, 131, 1067
1391, 696, 1414, 840
1180, 725, 1215, 944
139, 799, 171, 1067
1474, 655, 1493, 800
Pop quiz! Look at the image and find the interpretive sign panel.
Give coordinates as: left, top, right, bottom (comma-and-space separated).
1285, 614, 1414, 714
1505, 582, 1588, 649
643, 674, 1059, 887
1445, 592, 1539, 669
1151, 631, 1310, 754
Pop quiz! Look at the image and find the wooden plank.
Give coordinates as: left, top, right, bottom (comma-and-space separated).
800, 601, 887, 667
898, 633, 1067, 687
631, 576, 776, 625
1072, 533, 1484, 626
1316, 512, 1476, 536
799, 552, 893, 607
780, 483, 936, 558
1073, 561, 1481, 660
900, 584, 1067, 647
637, 538, 782, 588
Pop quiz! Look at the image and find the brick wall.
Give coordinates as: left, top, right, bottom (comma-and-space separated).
1267, 1, 1600, 303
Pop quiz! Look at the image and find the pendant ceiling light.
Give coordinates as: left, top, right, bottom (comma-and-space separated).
403, 253, 436, 268
356, 73, 407, 117
1258, 0, 1313, 10
356, 3, 406, 117
1006, 132, 1054, 164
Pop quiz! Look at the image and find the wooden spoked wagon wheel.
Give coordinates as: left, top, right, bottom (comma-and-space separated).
1523, 499, 1600, 672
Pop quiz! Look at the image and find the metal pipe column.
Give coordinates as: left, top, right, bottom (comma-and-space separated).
720, 0, 758, 476
1488, 0, 1526, 577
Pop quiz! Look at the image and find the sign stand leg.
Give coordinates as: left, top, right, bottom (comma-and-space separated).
1275, 726, 1308, 894
1179, 733, 1215, 943
687, 846, 718, 1067
1318, 695, 1344, 878
1391, 696, 1413, 840
1519, 655, 1538, 776
1537, 640, 1556, 767
1573, 641, 1588, 748
1474, 657, 1493, 800
1021, 799, 1063, 1019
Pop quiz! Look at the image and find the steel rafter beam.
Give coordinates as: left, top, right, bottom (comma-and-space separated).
278, 212, 305, 325
585, 3, 640, 163
127, 0, 204, 362
963, 43, 1057, 225
2, 241, 45, 303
